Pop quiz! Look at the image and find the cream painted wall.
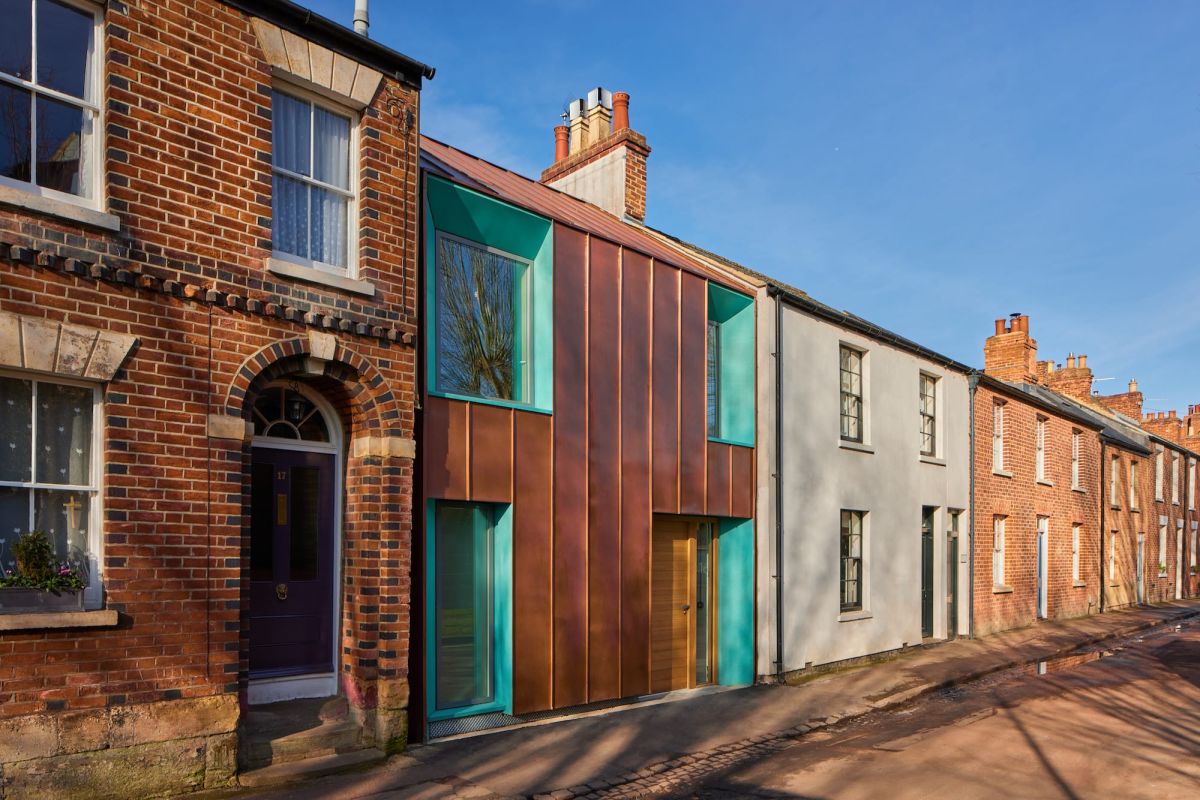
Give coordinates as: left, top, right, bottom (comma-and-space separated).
755, 295, 971, 676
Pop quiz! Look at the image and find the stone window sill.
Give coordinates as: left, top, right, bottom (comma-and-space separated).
838, 609, 873, 622
1130, 508, 1141, 514
0, 185, 121, 232
1072, 486, 1086, 494
992, 584, 1014, 594
993, 469, 1013, 479
1073, 580, 1087, 588
839, 440, 875, 455
0, 609, 118, 632
919, 455, 946, 467
267, 256, 376, 297
1037, 478, 1054, 487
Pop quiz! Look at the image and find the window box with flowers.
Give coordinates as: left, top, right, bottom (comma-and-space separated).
0, 530, 87, 611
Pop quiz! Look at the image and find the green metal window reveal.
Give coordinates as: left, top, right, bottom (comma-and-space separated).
425, 175, 553, 413
425, 500, 513, 722
706, 284, 755, 446
717, 517, 755, 686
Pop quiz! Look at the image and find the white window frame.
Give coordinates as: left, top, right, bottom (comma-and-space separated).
1035, 415, 1048, 483
1191, 521, 1198, 568
0, 369, 103, 609
1071, 523, 1081, 584
992, 516, 1006, 587
918, 372, 938, 458
1171, 452, 1180, 505
992, 401, 1006, 474
1189, 458, 1196, 511
1109, 531, 1117, 581
1129, 461, 1138, 510
839, 509, 867, 614
839, 344, 867, 445
1110, 455, 1120, 507
1071, 429, 1082, 490
1158, 521, 1168, 577
0, 0, 104, 210
269, 82, 359, 278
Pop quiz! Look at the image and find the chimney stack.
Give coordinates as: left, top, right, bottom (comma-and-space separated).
541, 87, 651, 223
983, 315, 1039, 384
353, 0, 369, 36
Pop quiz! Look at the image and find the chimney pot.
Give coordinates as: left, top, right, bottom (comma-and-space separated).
994, 319, 1007, 335
612, 91, 630, 132
1169, 410, 1177, 419
1078, 354, 1088, 369
1129, 379, 1138, 393
554, 125, 569, 163
1067, 354, 1076, 369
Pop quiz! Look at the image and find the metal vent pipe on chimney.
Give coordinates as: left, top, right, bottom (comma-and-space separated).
353, 0, 369, 36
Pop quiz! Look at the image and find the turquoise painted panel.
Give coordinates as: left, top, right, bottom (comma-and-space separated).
425, 499, 513, 723
717, 516, 754, 686
425, 175, 554, 412
707, 284, 755, 447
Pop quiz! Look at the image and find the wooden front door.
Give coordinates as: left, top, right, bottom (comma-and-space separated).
650, 518, 716, 693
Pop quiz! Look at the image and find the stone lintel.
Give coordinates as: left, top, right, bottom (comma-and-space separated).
208, 414, 253, 441
352, 435, 416, 460
0, 310, 137, 382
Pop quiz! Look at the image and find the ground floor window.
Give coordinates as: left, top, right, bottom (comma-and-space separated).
0, 374, 99, 586
427, 500, 511, 720
840, 510, 864, 611
992, 517, 1006, 587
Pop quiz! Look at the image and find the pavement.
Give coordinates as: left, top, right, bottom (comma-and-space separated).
228, 600, 1200, 800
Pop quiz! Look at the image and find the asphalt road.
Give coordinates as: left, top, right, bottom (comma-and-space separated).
673, 622, 1200, 799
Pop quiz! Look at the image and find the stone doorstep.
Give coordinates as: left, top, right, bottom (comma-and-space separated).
535, 604, 1200, 800
237, 747, 387, 790
240, 717, 362, 769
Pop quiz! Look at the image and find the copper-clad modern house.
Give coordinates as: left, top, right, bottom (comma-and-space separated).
413, 92, 758, 738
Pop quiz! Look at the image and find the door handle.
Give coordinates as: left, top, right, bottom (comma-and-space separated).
681, 603, 690, 612
276, 583, 288, 601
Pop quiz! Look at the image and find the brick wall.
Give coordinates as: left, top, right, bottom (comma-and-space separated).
0, 0, 421, 790
972, 383, 1102, 636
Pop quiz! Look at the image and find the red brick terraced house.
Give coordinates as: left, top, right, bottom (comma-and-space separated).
973, 317, 1105, 636
0, 1, 431, 795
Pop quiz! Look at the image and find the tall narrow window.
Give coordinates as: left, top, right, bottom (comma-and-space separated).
1158, 522, 1168, 576
1109, 532, 1117, 580
992, 517, 1006, 586
706, 319, 720, 438
840, 510, 864, 611
1154, 446, 1164, 501
1035, 416, 1047, 482
1190, 459, 1196, 511
434, 234, 531, 403
0, 375, 98, 576
271, 88, 354, 273
0, 0, 101, 204
432, 502, 495, 712
992, 402, 1005, 472
1171, 453, 1180, 505
1129, 461, 1138, 510
839, 346, 864, 443
1071, 524, 1081, 584
1192, 522, 1198, 566
1110, 455, 1120, 506
919, 374, 936, 457
1071, 430, 1081, 489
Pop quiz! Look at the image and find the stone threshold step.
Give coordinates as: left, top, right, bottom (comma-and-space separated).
239, 747, 387, 789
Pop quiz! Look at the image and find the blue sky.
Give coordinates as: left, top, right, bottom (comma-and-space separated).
309, 0, 1200, 412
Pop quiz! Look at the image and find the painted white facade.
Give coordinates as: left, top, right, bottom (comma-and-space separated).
545, 147, 628, 219
754, 294, 971, 676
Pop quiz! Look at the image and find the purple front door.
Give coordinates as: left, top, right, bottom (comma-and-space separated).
250, 447, 336, 678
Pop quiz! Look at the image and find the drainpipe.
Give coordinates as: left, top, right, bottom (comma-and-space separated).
1100, 440, 1107, 613
769, 286, 785, 678
353, 0, 369, 36
967, 372, 978, 638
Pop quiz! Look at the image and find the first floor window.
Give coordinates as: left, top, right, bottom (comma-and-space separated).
919, 373, 937, 456
432, 501, 496, 712
271, 88, 354, 272
840, 510, 864, 611
0, 0, 100, 203
839, 346, 864, 442
0, 374, 98, 581
992, 402, 1005, 471
1035, 416, 1047, 481
434, 233, 530, 403
1110, 455, 1120, 505
1071, 430, 1082, 489
1129, 461, 1139, 509
1172, 453, 1180, 505
706, 319, 720, 438
992, 517, 1006, 586
1071, 524, 1081, 583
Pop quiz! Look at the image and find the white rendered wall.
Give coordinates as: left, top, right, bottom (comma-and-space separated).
546, 148, 627, 219
756, 300, 971, 676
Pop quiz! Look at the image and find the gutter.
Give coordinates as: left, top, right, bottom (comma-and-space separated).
768, 285, 785, 678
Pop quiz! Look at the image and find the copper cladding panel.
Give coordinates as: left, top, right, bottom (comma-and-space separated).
423, 395, 469, 500
706, 441, 732, 518
587, 237, 622, 702
553, 224, 589, 708
512, 410, 554, 714
731, 445, 755, 519
469, 403, 513, 503
651, 262, 680, 513
619, 249, 652, 698
678, 273, 707, 515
